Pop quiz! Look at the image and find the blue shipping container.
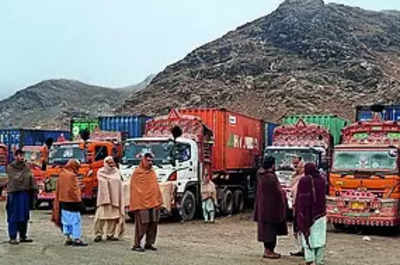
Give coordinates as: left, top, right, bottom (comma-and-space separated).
98, 116, 152, 139
356, 105, 400, 121
264, 122, 279, 146
0, 129, 70, 162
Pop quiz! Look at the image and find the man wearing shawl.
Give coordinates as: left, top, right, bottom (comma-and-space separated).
130, 153, 163, 252
254, 156, 288, 259
6, 149, 37, 245
201, 176, 218, 223
51, 159, 88, 247
295, 163, 327, 265
94, 156, 125, 242
290, 155, 305, 257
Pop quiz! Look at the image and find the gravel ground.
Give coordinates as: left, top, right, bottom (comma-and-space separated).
0, 202, 399, 265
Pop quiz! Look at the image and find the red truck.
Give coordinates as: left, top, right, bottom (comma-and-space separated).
120, 108, 264, 220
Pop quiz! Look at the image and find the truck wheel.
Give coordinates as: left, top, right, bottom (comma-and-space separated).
221, 190, 233, 215
181, 190, 196, 221
233, 190, 245, 213
34, 200, 42, 210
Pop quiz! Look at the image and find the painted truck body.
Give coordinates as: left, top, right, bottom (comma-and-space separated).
265, 119, 334, 208
120, 108, 264, 220
37, 130, 123, 208
327, 114, 400, 227
0, 129, 70, 162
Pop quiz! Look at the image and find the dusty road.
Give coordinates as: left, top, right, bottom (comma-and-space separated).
0, 203, 399, 265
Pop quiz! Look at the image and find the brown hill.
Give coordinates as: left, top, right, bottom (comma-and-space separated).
119, 0, 400, 122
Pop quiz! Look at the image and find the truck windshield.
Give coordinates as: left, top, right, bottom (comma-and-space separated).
122, 141, 191, 166
333, 149, 397, 171
49, 145, 86, 165
265, 148, 319, 170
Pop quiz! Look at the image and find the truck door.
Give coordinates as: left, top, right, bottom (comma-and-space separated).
174, 142, 198, 190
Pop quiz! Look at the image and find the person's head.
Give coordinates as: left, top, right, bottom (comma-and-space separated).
141, 153, 154, 170
304, 162, 319, 178
292, 156, 302, 167
65, 159, 80, 174
263, 156, 275, 170
104, 156, 116, 169
15, 149, 25, 163
45, 138, 54, 148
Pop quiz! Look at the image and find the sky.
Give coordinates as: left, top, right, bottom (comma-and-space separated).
0, 0, 399, 100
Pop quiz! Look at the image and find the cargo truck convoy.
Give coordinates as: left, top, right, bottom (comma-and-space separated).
327, 112, 400, 227
120, 108, 264, 221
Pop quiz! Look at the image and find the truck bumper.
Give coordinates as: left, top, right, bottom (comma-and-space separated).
327, 195, 400, 226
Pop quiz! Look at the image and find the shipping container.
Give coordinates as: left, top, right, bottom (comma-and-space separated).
265, 122, 279, 146
178, 108, 264, 172
282, 114, 350, 146
356, 105, 400, 122
0, 129, 70, 162
98, 115, 151, 139
70, 118, 99, 140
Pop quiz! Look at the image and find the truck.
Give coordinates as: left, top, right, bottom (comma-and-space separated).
356, 104, 400, 121
264, 119, 333, 209
36, 129, 123, 208
120, 108, 264, 221
0, 144, 7, 199
327, 113, 400, 227
0, 129, 70, 162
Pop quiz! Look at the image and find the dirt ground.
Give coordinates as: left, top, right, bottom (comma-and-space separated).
0, 202, 400, 265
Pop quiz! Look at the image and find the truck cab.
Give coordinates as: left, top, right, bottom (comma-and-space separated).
38, 140, 118, 208
327, 115, 400, 227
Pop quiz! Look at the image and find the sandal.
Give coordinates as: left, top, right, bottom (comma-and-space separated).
72, 239, 88, 247
9, 239, 19, 245
106, 236, 119, 241
94, 236, 102, 242
263, 252, 281, 259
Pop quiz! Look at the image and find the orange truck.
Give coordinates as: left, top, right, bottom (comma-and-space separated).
0, 144, 7, 199
327, 114, 400, 227
37, 130, 122, 209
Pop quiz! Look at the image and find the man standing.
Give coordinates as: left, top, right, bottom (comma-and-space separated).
52, 159, 87, 246
130, 153, 163, 252
254, 156, 288, 259
6, 149, 37, 245
290, 155, 305, 257
40, 138, 53, 171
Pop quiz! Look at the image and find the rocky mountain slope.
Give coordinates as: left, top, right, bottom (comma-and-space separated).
119, 0, 400, 122
0, 75, 153, 129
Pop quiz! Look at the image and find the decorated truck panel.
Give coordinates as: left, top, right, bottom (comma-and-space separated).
327, 114, 400, 227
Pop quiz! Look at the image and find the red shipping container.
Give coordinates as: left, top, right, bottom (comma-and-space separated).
178, 108, 264, 173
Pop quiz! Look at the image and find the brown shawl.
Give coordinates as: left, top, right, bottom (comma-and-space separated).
51, 160, 82, 227
129, 159, 162, 212
6, 161, 36, 193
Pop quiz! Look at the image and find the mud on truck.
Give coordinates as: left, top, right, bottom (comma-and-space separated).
328, 114, 400, 227
120, 109, 264, 221
264, 119, 332, 210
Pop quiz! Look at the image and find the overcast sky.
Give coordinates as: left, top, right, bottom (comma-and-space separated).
0, 0, 399, 100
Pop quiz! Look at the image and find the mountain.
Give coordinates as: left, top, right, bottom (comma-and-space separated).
117, 74, 156, 95
119, 0, 400, 122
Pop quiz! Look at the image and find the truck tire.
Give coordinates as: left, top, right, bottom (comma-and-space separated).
34, 200, 42, 210
233, 190, 245, 213
181, 190, 196, 221
221, 190, 233, 215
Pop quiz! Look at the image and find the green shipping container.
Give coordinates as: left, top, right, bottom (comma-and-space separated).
70, 118, 99, 140
282, 115, 350, 146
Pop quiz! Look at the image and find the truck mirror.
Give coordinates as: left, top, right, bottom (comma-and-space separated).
171, 126, 183, 141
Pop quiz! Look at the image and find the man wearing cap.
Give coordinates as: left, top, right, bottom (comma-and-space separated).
6, 149, 37, 245
130, 153, 163, 252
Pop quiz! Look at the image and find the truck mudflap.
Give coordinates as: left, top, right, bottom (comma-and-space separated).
327, 194, 400, 226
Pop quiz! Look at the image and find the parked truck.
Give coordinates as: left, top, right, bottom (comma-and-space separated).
120, 108, 264, 221
37, 129, 123, 208
264, 119, 333, 209
0, 129, 70, 162
0, 144, 8, 199
327, 113, 400, 227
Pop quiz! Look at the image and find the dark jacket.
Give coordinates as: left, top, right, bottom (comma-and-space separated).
6, 161, 37, 193
254, 168, 287, 223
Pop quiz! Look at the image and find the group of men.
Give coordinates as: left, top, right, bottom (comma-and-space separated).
254, 155, 327, 265
5, 149, 163, 252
